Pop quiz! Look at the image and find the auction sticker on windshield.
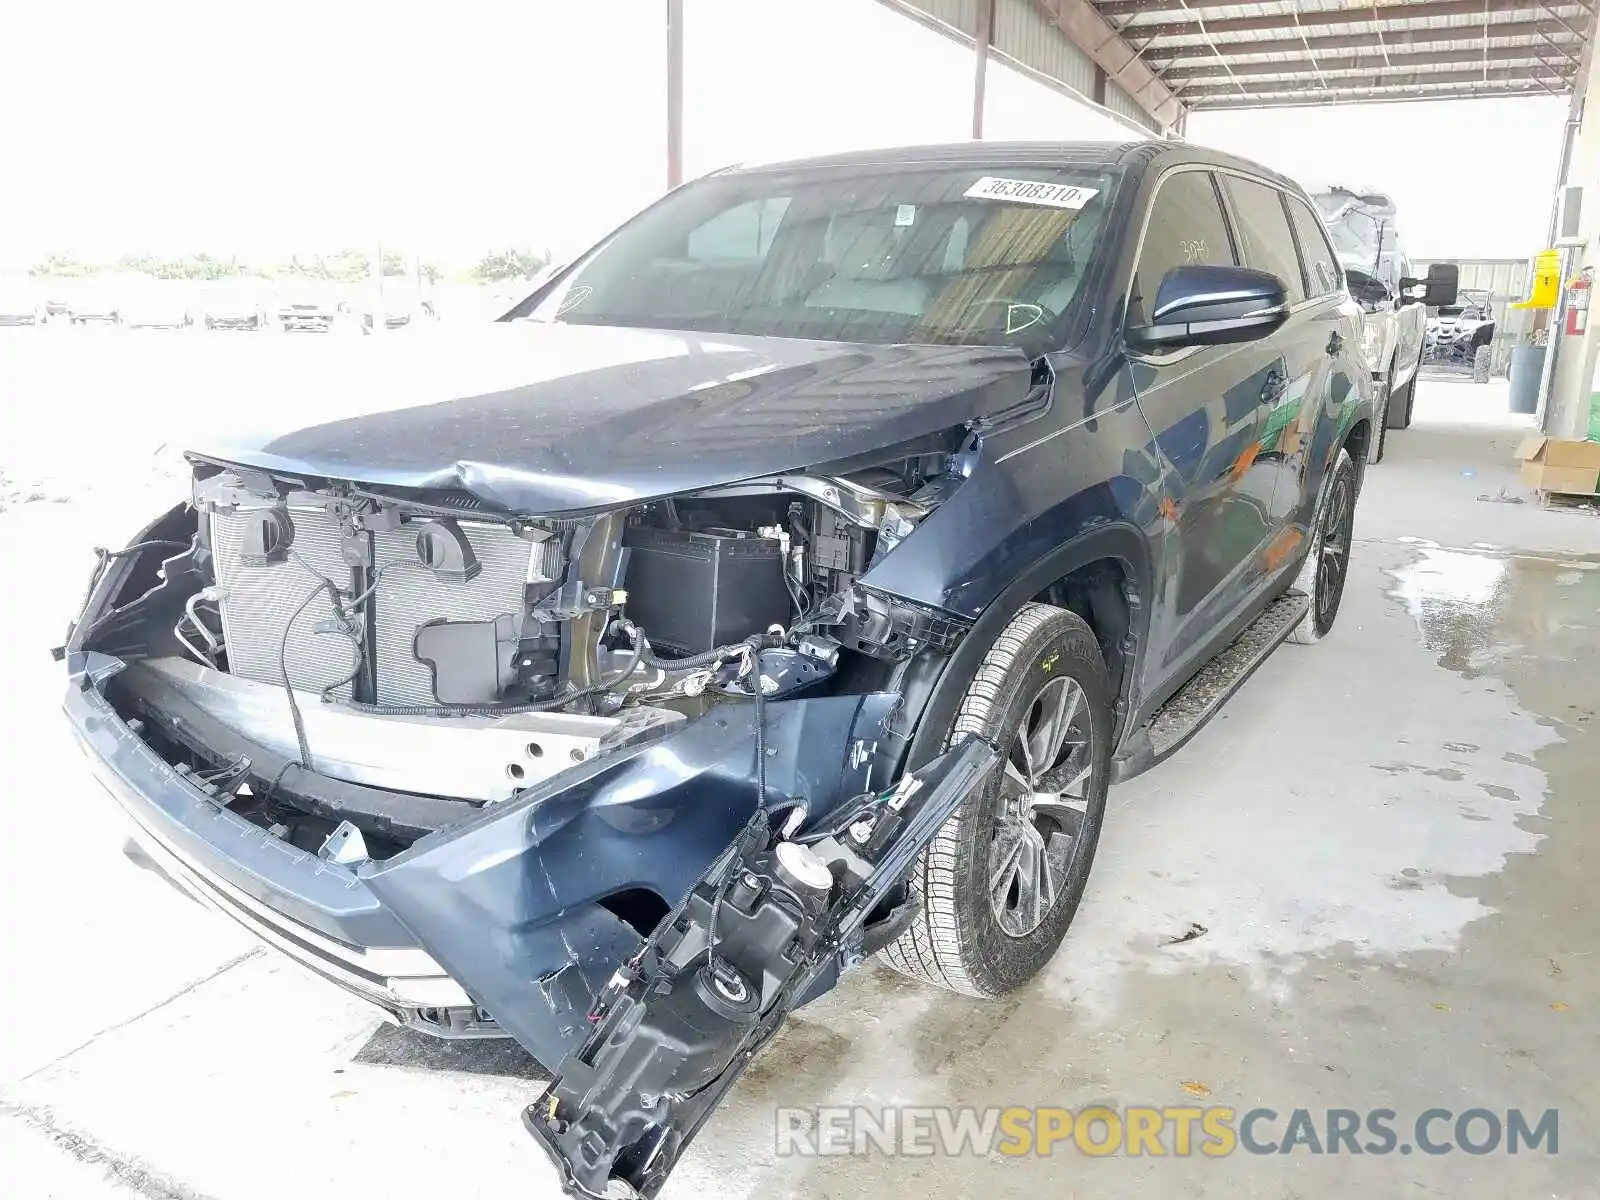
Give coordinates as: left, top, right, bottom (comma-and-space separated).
964, 177, 1099, 210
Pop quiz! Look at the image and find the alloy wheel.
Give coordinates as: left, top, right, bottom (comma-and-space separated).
988, 675, 1097, 938
1316, 470, 1354, 623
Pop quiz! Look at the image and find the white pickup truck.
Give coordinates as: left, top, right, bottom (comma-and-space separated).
1308, 185, 1457, 463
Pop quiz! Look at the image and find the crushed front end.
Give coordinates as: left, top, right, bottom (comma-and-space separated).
62, 443, 990, 1183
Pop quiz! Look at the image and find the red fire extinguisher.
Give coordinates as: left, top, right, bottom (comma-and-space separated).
1567, 271, 1592, 336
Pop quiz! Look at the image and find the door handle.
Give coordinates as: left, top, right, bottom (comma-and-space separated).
1326, 330, 1344, 356
1260, 368, 1286, 405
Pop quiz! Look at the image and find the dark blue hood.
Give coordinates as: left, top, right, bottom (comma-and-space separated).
193, 321, 1033, 514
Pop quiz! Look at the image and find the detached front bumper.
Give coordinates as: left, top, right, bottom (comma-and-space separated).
65, 655, 479, 1032
65, 652, 900, 1067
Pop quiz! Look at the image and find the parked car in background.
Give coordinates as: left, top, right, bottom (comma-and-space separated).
200, 281, 274, 331
64, 140, 1460, 1199
120, 282, 194, 330
68, 279, 125, 325
341, 281, 440, 333
0, 278, 48, 326
1306, 185, 1453, 463
274, 285, 340, 332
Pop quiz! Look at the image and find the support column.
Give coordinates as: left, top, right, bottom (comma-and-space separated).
369, 241, 386, 338
666, 0, 684, 189
1545, 42, 1598, 438
972, 0, 994, 139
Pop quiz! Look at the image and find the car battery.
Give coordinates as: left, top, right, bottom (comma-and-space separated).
621, 526, 791, 657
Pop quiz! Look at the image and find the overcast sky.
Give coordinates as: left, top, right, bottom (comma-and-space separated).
0, 0, 1571, 269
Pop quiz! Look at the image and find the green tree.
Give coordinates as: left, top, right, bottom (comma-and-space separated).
29, 253, 100, 277
471, 248, 548, 284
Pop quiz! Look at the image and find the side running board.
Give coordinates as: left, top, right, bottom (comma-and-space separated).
1115, 590, 1310, 780
523, 736, 1001, 1199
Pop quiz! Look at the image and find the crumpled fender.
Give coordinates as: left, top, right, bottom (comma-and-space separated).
362, 692, 901, 1068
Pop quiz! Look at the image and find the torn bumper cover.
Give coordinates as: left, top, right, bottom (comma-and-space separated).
64, 649, 906, 1066
524, 737, 999, 1199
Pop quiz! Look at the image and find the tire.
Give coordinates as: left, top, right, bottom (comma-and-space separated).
1472, 344, 1492, 384
1385, 364, 1417, 430
1369, 362, 1394, 465
880, 603, 1113, 997
1288, 447, 1358, 646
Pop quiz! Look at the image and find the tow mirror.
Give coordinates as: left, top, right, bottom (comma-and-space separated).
1126, 264, 1289, 351
1400, 262, 1458, 308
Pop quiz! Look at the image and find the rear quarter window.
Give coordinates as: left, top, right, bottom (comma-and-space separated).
1286, 197, 1343, 298
1222, 175, 1307, 306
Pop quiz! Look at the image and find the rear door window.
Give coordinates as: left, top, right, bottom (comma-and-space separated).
1222, 175, 1307, 306
1127, 169, 1237, 328
1285, 196, 1342, 298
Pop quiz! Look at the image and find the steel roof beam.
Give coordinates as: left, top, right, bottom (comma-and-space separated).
1188, 82, 1567, 109
1100, 0, 1586, 24
1168, 46, 1559, 81
1123, 1, 1590, 43
1177, 63, 1568, 96
1150, 21, 1580, 65
1028, 0, 1185, 127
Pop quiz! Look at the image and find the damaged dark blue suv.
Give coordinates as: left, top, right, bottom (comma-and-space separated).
62, 140, 1457, 1197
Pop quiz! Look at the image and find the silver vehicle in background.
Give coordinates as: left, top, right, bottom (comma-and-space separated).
120, 281, 194, 330
274, 284, 341, 333
200, 280, 274, 331
0, 277, 49, 326
1307, 185, 1452, 463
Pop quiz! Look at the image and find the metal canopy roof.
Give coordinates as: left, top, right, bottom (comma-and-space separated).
1086, 0, 1598, 112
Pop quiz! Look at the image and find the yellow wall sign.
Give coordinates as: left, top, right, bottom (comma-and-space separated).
1514, 249, 1561, 309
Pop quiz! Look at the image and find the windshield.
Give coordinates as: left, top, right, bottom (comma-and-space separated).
1312, 200, 1378, 256
527, 164, 1117, 350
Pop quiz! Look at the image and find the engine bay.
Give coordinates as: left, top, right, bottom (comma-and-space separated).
77, 449, 971, 861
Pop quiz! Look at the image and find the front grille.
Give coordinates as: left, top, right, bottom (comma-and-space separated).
211, 509, 560, 704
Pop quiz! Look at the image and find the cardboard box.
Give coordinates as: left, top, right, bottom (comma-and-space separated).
1515, 435, 1600, 495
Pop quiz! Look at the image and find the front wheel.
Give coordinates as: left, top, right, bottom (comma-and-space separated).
1369, 364, 1395, 464
881, 603, 1112, 998
1385, 363, 1418, 430
1288, 447, 1358, 645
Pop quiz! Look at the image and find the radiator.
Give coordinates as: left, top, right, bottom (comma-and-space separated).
210, 509, 558, 705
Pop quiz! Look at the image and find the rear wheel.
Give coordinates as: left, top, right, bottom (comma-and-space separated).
1472, 344, 1492, 385
1288, 448, 1357, 645
881, 603, 1112, 997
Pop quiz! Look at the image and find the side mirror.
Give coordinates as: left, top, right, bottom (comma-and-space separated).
1344, 268, 1391, 307
1399, 262, 1458, 308
1126, 264, 1289, 351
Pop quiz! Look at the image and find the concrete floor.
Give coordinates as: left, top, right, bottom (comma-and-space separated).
2, 344, 1597, 1197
